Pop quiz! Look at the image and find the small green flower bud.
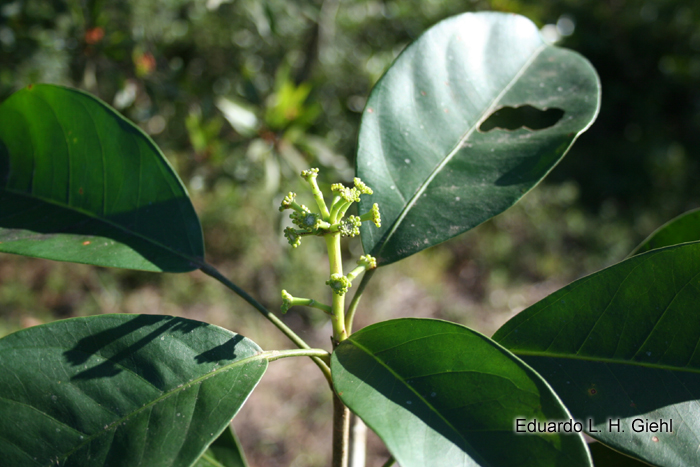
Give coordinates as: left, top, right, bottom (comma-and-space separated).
353, 178, 373, 195
284, 227, 302, 248
326, 273, 352, 296
360, 203, 381, 228
290, 208, 318, 231
357, 254, 377, 270
279, 192, 297, 211
337, 215, 361, 237
331, 184, 360, 203
281, 290, 294, 313
346, 254, 378, 282
301, 168, 320, 181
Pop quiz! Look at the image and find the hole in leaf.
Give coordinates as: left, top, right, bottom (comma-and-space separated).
479, 105, 565, 132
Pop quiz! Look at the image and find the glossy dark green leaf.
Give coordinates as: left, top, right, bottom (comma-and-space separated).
194, 425, 248, 467
0, 84, 204, 272
332, 318, 591, 467
631, 208, 700, 255
357, 12, 600, 265
493, 242, 700, 467
588, 442, 650, 467
0, 314, 267, 467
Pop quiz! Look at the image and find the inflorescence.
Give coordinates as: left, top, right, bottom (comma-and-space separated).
279, 168, 381, 313
279, 169, 381, 249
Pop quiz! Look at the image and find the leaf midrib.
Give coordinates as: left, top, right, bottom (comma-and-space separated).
375, 42, 548, 257
345, 337, 493, 467
513, 350, 700, 374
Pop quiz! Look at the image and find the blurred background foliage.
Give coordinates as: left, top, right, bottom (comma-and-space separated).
1, 0, 700, 465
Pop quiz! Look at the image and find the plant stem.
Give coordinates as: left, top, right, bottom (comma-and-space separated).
264, 348, 330, 363
348, 414, 367, 467
325, 232, 347, 344
324, 229, 352, 467
344, 268, 376, 334
200, 262, 332, 384
332, 392, 350, 467
380, 456, 396, 467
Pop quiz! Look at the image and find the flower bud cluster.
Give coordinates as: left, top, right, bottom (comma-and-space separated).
279, 169, 381, 248
279, 168, 382, 312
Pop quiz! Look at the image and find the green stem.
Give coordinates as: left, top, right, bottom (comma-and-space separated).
294, 298, 333, 315
200, 263, 332, 383
309, 178, 331, 220
328, 194, 349, 223
335, 200, 354, 221
345, 268, 376, 334
325, 232, 347, 344
264, 348, 330, 363
380, 456, 396, 467
330, 199, 352, 224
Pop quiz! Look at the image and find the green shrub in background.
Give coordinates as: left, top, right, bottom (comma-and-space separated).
2, 0, 698, 342
1, 9, 700, 467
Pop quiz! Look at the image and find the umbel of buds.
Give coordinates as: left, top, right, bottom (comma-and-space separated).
279, 170, 381, 249
279, 169, 381, 316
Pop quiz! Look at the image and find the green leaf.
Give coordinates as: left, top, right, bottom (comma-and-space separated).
194, 425, 248, 467
0, 84, 204, 272
331, 318, 591, 467
631, 208, 700, 255
357, 12, 600, 265
588, 442, 650, 467
493, 242, 700, 467
0, 314, 267, 467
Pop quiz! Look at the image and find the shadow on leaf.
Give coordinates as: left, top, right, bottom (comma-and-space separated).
195, 334, 245, 364
64, 315, 208, 382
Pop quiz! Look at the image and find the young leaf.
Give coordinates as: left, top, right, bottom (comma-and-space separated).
493, 242, 700, 467
0, 84, 204, 272
331, 318, 592, 467
357, 12, 600, 265
0, 314, 267, 467
194, 425, 249, 467
630, 208, 700, 256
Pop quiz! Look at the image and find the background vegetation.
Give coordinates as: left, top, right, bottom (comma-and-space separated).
1, 0, 699, 465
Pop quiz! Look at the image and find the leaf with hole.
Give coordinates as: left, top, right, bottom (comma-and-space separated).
331, 318, 591, 467
493, 242, 700, 467
357, 12, 600, 265
0, 314, 266, 467
631, 208, 700, 256
0, 84, 204, 272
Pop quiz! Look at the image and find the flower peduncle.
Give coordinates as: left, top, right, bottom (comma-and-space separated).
284, 227, 315, 248
359, 203, 381, 228
301, 168, 330, 220
281, 290, 332, 314
279, 192, 308, 214
345, 255, 377, 282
